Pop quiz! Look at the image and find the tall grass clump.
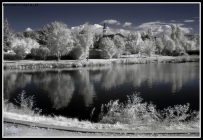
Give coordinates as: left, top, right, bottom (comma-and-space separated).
99, 92, 199, 128
4, 91, 42, 116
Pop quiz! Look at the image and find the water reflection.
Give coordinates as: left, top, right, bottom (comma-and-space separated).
98, 63, 199, 93
4, 63, 199, 110
74, 69, 95, 107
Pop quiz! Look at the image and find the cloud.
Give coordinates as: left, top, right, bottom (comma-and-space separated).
26, 27, 32, 31
71, 24, 104, 34
171, 20, 176, 22
101, 19, 121, 25
123, 22, 132, 27
181, 27, 193, 34
135, 21, 164, 31
70, 23, 132, 37
133, 21, 193, 36
184, 20, 195, 22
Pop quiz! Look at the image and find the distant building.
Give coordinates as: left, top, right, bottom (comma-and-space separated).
103, 23, 107, 35
93, 23, 126, 49
102, 23, 126, 39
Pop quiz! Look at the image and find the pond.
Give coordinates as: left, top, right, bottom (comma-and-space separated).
4, 62, 199, 122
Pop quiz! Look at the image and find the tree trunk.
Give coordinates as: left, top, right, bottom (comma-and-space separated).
57, 50, 60, 61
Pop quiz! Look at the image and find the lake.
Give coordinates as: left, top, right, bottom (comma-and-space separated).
4, 62, 199, 122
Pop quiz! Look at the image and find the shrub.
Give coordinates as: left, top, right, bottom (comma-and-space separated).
31, 47, 50, 60
31, 48, 38, 59
99, 92, 199, 127
4, 91, 41, 116
13, 45, 27, 60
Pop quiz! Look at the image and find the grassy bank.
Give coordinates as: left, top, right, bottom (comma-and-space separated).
3, 91, 199, 131
3, 55, 199, 69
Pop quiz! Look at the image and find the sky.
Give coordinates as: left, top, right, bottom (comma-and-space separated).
3, 3, 200, 35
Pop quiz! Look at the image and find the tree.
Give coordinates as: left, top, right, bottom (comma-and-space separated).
15, 32, 24, 39
11, 37, 40, 55
125, 32, 143, 57
76, 23, 94, 59
113, 35, 125, 58
38, 47, 50, 60
125, 41, 136, 55
24, 38, 40, 53
155, 38, 164, 54
35, 27, 52, 47
99, 37, 116, 59
147, 28, 154, 40
48, 21, 74, 61
4, 19, 14, 52
142, 40, 156, 57
13, 45, 27, 60
31, 47, 50, 60
163, 35, 176, 56
31, 48, 38, 59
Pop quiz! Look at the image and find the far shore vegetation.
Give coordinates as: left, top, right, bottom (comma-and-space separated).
3, 91, 199, 131
3, 20, 199, 65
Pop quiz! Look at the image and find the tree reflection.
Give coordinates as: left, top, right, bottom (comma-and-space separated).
31, 70, 75, 110
71, 69, 96, 107
98, 63, 199, 93
45, 71, 75, 110
4, 71, 17, 99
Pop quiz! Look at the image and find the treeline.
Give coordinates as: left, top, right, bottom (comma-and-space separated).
3, 19, 199, 60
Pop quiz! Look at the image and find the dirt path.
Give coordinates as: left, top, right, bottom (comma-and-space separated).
3, 122, 200, 138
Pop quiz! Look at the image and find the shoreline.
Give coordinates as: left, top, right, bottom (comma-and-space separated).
3, 111, 200, 132
4, 117, 199, 136
3, 55, 200, 70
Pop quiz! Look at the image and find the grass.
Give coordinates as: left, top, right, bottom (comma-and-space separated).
3, 91, 200, 131
3, 55, 199, 69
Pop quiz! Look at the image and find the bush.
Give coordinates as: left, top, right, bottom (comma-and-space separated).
13, 45, 27, 60
99, 92, 199, 127
4, 91, 41, 116
31, 47, 50, 60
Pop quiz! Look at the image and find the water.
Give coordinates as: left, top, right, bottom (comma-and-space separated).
4, 62, 199, 122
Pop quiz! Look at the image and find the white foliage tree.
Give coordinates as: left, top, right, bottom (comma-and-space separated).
48, 21, 73, 61
142, 40, 156, 57
76, 22, 94, 59
155, 38, 164, 54
11, 37, 39, 54
99, 37, 116, 59
171, 24, 198, 54
163, 35, 176, 56
113, 35, 125, 58
125, 32, 143, 57
147, 28, 154, 41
